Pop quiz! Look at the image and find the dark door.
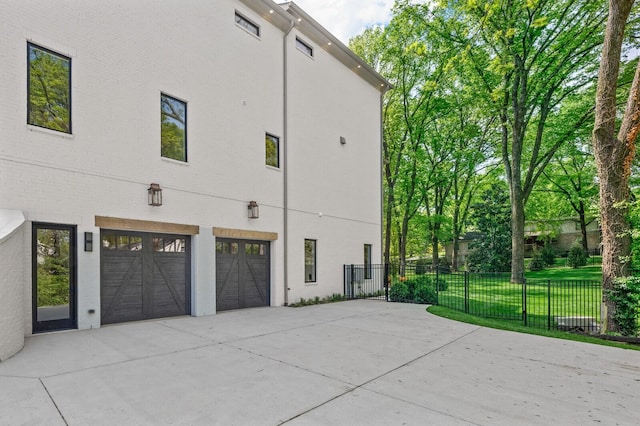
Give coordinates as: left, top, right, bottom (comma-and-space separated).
32, 223, 77, 333
216, 239, 270, 311
100, 230, 191, 324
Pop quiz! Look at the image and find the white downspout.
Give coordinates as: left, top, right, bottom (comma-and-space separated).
283, 19, 295, 306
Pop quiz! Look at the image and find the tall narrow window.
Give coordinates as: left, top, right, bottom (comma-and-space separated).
27, 43, 71, 133
265, 133, 280, 168
296, 37, 313, 57
364, 244, 372, 279
161, 94, 187, 162
305, 239, 316, 283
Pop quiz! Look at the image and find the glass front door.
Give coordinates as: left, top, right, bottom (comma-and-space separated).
32, 223, 77, 332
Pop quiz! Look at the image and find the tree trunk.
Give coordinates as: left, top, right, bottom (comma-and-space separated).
578, 202, 589, 255
510, 192, 525, 283
452, 238, 460, 272
593, 0, 638, 333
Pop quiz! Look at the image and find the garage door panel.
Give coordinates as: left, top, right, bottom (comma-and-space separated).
216, 239, 269, 311
101, 231, 190, 324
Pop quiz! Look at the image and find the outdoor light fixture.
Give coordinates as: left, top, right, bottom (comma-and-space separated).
340, 136, 347, 145
248, 200, 259, 219
84, 232, 93, 252
148, 183, 162, 206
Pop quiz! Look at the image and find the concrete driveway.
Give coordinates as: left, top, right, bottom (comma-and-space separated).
1, 300, 639, 425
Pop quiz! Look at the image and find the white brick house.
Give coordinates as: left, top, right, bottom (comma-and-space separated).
0, 0, 388, 360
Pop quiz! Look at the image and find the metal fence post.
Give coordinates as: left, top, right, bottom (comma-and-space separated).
547, 279, 551, 330
464, 271, 469, 314
523, 274, 528, 326
435, 267, 439, 305
343, 264, 347, 297
384, 263, 389, 302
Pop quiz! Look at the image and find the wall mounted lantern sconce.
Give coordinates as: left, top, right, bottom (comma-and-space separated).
84, 232, 93, 252
340, 136, 347, 145
148, 183, 163, 206
248, 200, 259, 219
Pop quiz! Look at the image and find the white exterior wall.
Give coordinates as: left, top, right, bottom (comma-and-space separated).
0, 211, 26, 361
286, 31, 382, 301
0, 0, 385, 337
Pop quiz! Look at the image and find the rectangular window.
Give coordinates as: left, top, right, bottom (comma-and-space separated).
296, 37, 313, 57
304, 239, 316, 283
161, 94, 187, 162
265, 133, 280, 168
235, 11, 260, 37
364, 244, 372, 279
27, 43, 72, 133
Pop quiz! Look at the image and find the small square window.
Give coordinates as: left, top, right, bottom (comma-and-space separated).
305, 239, 316, 283
161, 94, 187, 162
27, 43, 71, 133
235, 11, 260, 37
296, 37, 313, 57
266, 133, 280, 168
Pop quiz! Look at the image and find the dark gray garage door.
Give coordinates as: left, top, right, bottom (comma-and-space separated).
100, 230, 191, 324
216, 238, 270, 311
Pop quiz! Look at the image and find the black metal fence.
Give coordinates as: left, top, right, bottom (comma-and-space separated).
344, 264, 606, 332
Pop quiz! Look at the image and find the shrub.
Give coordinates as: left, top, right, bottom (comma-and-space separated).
415, 258, 430, 275
541, 244, 556, 267
414, 282, 437, 304
606, 277, 640, 336
433, 277, 448, 291
528, 249, 546, 271
567, 240, 587, 268
389, 281, 411, 302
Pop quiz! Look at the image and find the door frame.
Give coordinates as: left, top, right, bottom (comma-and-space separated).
32, 222, 77, 333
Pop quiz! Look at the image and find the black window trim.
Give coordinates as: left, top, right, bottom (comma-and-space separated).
265, 132, 280, 169
27, 42, 73, 134
235, 10, 261, 38
295, 37, 313, 57
160, 92, 188, 163
305, 239, 317, 283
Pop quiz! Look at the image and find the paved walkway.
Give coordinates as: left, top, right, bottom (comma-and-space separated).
1, 300, 639, 425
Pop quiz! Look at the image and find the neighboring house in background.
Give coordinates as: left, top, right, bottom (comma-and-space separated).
445, 219, 601, 269
524, 218, 601, 256
443, 232, 482, 271
0, 0, 389, 360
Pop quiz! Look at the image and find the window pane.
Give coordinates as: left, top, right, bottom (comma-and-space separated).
36, 229, 71, 320
28, 44, 71, 133
305, 239, 316, 283
161, 94, 187, 162
102, 235, 117, 250
153, 237, 164, 252
129, 236, 143, 251
265, 134, 279, 167
364, 244, 372, 279
117, 236, 129, 250
296, 38, 313, 57
235, 12, 260, 37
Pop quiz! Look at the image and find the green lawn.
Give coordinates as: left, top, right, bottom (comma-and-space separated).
427, 305, 640, 351
432, 261, 604, 331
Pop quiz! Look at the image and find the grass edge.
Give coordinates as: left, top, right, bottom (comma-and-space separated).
426, 305, 640, 351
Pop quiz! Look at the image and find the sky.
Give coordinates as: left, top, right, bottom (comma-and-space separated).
292, 0, 395, 45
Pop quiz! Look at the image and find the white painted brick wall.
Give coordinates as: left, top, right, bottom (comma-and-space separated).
0, 212, 25, 361
0, 0, 383, 331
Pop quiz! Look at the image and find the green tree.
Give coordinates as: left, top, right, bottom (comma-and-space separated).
438, 0, 606, 282
467, 184, 512, 273
593, 0, 640, 332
